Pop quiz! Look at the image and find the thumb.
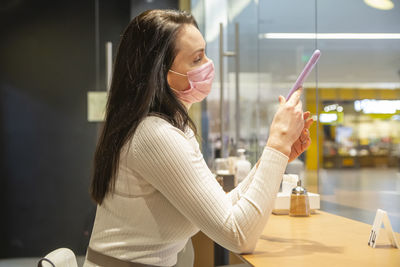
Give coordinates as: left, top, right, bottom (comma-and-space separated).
278, 95, 286, 105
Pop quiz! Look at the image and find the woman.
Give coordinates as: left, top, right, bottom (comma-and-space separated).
85, 9, 313, 267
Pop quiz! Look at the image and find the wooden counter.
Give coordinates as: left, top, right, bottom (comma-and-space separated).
238, 211, 400, 266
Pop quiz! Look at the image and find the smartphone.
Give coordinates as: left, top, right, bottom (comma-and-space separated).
286, 49, 321, 100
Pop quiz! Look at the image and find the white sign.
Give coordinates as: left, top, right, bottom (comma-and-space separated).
87, 91, 108, 122
368, 209, 399, 248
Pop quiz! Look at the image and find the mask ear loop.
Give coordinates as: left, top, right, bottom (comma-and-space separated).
169, 69, 187, 77
169, 86, 179, 92
168, 69, 190, 92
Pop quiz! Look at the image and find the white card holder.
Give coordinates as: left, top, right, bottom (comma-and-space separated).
368, 209, 399, 248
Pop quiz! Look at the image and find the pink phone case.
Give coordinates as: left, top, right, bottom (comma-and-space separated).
286, 49, 321, 100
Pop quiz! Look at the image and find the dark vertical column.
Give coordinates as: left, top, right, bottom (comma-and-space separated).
214, 243, 230, 266
0, 0, 130, 257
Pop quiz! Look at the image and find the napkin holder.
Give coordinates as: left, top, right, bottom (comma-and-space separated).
272, 174, 320, 215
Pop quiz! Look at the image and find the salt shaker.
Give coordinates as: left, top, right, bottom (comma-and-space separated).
289, 180, 310, 217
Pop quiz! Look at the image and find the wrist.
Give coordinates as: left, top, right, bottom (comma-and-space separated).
266, 137, 291, 157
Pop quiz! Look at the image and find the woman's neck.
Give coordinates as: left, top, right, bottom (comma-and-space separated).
182, 101, 192, 111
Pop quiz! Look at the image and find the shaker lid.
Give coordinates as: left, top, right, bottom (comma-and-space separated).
292, 180, 308, 195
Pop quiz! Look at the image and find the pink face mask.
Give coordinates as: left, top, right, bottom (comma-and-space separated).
169, 60, 215, 104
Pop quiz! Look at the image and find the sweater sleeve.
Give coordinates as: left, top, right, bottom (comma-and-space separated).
130, 118, 288, 253
227, 164, 258, 205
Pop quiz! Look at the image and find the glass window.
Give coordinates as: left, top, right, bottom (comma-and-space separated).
192, 0, 400, 232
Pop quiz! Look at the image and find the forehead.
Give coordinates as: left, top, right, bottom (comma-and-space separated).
175, 24, 205, 53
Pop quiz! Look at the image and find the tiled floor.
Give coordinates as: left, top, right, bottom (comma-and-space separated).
1, 168, 399, 266
319, 168, 400, 232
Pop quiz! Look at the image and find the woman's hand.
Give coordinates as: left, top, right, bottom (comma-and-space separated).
288, 111, 314, 162
266, 89, 305, 157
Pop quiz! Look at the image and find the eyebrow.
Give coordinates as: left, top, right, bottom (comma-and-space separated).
191, 48, 205, 55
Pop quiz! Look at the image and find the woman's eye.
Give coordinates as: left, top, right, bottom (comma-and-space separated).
194, 57, 202, 63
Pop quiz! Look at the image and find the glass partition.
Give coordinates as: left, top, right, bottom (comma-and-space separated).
316, 0, 400, 231
257, 0, 318, 192
192, 0, 400, 232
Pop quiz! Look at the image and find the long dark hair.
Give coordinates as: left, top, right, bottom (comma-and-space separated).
90, 9, 198, 205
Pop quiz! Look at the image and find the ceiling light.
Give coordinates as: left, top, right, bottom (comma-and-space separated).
364, 0, 394, 10
259, 33, 400, 39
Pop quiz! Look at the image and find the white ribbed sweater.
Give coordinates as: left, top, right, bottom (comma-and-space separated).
85, 116, 288, 267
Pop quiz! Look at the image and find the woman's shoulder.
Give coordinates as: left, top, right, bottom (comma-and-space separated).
125, 115, 198, 162
138, 115, 176, 132
135, 115, 189, 141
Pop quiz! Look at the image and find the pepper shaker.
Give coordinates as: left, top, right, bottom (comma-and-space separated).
289, 180, 310, 217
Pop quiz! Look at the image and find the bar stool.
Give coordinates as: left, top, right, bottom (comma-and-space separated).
37, 247, 78, 267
